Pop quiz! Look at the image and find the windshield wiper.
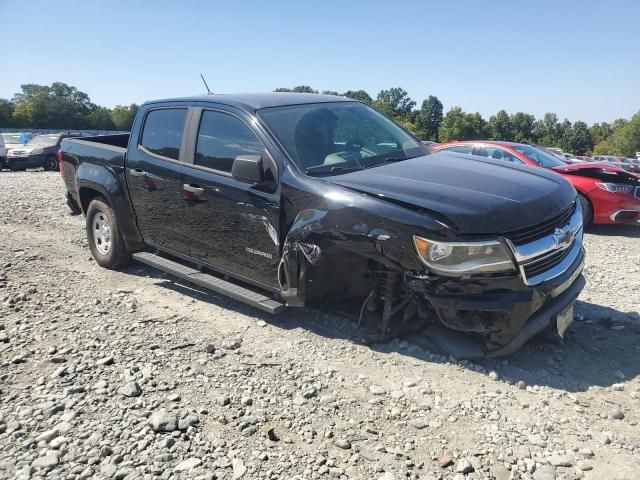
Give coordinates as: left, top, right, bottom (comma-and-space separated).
364, 155, 410, 168
305, 165, 364, 177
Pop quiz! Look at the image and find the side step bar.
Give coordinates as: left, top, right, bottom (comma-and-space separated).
132, 252, 285, 314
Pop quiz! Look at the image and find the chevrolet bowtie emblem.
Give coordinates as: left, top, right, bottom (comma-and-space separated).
552, 226, 574, 249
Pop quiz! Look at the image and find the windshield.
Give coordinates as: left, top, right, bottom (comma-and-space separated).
258, 102, 426, 175
514, 145, 566, 168
2, 133, 26, 144
28, 135, 60, 146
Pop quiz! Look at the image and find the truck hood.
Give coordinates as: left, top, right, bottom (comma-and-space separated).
327, 152, 576, 234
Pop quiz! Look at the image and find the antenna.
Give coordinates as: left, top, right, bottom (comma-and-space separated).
200, 74, 213, 95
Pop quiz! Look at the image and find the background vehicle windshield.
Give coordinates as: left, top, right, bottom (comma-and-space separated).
258, 102, 425, 173
28, 135, 60, 146
2, 133, 24, 144
514, 145, 566, 168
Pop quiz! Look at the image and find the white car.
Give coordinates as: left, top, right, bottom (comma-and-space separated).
1, 132, 32, 150
0, 134, 6, 161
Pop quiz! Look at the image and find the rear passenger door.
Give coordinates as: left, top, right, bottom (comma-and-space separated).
181, 108, 281, 289
125, 107, 190, 255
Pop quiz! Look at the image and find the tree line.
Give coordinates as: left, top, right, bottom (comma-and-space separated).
1, 82, 638, 156
0, 83, 139, 131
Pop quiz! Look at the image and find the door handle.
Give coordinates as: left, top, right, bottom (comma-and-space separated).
183, 183, 205, 195
129, 168, 146, 177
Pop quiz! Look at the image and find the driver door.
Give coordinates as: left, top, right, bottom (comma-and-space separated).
182, 108, 281, 289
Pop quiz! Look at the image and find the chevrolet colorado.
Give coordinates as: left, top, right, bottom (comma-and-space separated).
59, 93, 585, 358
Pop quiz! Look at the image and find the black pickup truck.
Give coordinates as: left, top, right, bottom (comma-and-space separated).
59, 93, 585, 358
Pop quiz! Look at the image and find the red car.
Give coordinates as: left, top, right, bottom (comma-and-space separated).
432, 141, 640, 225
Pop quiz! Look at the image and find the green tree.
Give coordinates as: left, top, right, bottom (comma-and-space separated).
534, 112, 560, 146
109, 104, 139, 131
589, 122, 613, 146
510, 112, 536, 143
274, 85, 318, 93
416, 95, 443, 141
613, 112, 640, 157
343, 90, 372, 105
372, 87, 416, 119
439, 107, 488, 142
0, 99, 13, 127
321, 90, 340, 96
488, 110, 512, 141
12, 82, 95, 128
566, 121, 593, 155
592, 138, 619, 155
88, 107, 116, 130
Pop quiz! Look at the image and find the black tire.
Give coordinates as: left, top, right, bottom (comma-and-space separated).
44, 155, 58, 171
578, 194, 592, 227
86, 197, 130, 269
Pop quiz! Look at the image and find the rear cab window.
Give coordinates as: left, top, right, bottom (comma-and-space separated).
140, 108, 187, 160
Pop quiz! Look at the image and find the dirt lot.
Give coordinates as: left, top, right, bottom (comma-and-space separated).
1, 170, 639, 480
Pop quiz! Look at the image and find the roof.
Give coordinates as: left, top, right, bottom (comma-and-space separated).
144, 92, 354, 112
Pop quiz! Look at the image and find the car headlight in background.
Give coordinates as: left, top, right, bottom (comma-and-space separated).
30, 148, 43, 155
595, 182, 634, 194
413, 236, 515, 275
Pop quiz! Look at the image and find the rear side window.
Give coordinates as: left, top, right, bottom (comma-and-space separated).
195, 111, 265, 173
140, 108, 187, 160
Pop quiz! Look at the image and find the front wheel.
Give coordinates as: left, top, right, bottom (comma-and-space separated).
44, 155, 58, 171
86, 197, 130, 269
578, 194, 592, 227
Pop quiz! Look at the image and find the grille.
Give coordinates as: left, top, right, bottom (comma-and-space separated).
504, 202, 575, 245
522, 247, 574, 280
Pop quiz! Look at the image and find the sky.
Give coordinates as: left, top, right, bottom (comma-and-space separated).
1, 0, 638, 124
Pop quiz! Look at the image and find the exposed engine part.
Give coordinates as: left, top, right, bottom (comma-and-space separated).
360, 269, 422, 343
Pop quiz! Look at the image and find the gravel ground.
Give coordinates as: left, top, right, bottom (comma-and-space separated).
1, 170, 639, 480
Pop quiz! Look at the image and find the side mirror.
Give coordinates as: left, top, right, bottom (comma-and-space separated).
231, 155, 264, 184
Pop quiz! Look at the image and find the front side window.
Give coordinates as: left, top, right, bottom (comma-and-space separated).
475, 146, 522, 163
140, 108, 187, 160
195, 111, 265, 173
258, 102, 425, 175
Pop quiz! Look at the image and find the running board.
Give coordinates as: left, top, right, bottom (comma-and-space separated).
132, 252, 285, 314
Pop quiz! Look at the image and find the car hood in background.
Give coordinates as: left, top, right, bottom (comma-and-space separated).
327, 152, 576, 234
552, 162, 640, 183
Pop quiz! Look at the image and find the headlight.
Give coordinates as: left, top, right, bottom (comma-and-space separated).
595, 182, 634, 194
30, 148, 43, 155
413, 236, 515, 275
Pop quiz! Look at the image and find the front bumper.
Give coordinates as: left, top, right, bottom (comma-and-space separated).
4, 153, 45, 169
406, 246, 586, 357
591, 187, 640, 224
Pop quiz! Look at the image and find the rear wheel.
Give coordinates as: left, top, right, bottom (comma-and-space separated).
44, 155, 58, 171
86, 197, 130, 269
578, 194, 592, 227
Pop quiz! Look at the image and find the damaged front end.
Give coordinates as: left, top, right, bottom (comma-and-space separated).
277, 183, 586, 359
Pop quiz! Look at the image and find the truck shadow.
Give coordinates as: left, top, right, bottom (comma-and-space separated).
124, 265, 639, 393
585, 223, 640, 238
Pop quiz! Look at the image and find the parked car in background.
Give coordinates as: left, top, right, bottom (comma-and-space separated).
1, 132, 33, 151
3, 133, 72, 171
562, 153, 586, 164
620, 158, 640, 174
592, 155, 620, 163
0, 134, 5, 163
433, 141, 640, 225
